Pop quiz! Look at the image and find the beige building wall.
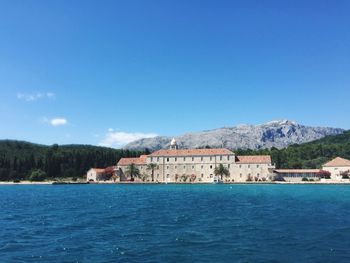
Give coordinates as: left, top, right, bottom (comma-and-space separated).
322, 166, 350, 180
87, 169, 98, 181
118, 153, 274, 183
147, 154, 235, 183
321, 157, 350, 180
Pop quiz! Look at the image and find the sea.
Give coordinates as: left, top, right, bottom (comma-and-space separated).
1, 184, 350, 262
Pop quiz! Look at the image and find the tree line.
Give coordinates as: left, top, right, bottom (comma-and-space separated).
0, 140, 147, 181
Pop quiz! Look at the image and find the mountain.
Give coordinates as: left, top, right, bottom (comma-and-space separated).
124, 120, 344, 151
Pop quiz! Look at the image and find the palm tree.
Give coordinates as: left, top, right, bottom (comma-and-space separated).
125, 163, 140, 181
214, 164, 230, 181
146, 163, 158, 182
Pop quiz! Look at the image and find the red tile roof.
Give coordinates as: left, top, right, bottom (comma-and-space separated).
236, 155, 271, 164
149, 148, 234, 157
274, 169, 320, 174
118, 155, 148, 166
91, 168, 105, 174
323, 157, 350, 167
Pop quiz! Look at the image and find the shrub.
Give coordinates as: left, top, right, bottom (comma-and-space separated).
29, 169, 46, 182
13, 179, 20, 183
302, 177, 309, 182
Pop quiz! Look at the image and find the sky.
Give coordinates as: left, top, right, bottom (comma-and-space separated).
0, 0, 349, 148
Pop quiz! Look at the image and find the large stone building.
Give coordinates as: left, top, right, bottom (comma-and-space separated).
117, 138, 275, 183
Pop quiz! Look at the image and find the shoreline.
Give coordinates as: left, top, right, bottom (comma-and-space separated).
1, 181, 350, 185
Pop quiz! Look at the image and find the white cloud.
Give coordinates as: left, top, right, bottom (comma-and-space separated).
42, 117, 67, 126
46, 92, 55, 98
50, 118, 67, 126
17, 92, 55, 101
99, 130, 158, 148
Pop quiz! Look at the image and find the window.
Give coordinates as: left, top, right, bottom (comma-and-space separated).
257, 173, 260, 176
239, 165, 242, 168
240, 173, 242, 177
220, 156, 222, 161
192, 157, 194, 161
167, 158, 169, 162
157, 174, 159, 178
228, 164, 230, 169
175, 166, 177, 169
166, 166, 169, 169
227, 155, 230, 160
210, 174, 213, 178
175, 157, 177, 162
201, 157, 203, 161
201, 165, 203, 169
257, 165, 259, 168
210, 157, 212, 161
150, 157, 153, 162
192, 165, 194, 169
157, 157, 159, 162
210, 165, 213, 169
166, 174, 169, 178
183, 157, 186, 161
248, 165, 250, 168
183, 166, 186, 169
201, 173, 204, 178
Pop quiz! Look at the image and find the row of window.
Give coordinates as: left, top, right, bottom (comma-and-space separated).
239, 164, 261, 168
165, 164, 231, 170
160, 173, 261, 178
141, 164, 262, 169
150, 155, 232, 163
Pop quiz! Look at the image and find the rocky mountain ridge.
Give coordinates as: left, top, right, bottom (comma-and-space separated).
124, 120, 344, 151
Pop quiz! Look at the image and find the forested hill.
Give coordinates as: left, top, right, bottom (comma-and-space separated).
235, 130, 350, 169
0, 140, 147, 181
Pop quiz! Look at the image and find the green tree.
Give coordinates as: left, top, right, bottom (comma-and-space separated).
29, 169, 47, 182
125, 163, 140, 181
214, 164, 230, 181
140, 173, 149, 182
146, 163, 158, 182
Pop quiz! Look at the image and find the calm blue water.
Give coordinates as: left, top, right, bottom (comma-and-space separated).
1, 184, 350, 262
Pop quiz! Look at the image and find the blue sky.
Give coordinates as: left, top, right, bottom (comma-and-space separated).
0, 0, 349, 148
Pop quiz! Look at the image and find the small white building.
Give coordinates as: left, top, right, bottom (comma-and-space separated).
86, 168, 106, 182
322, 157, 350, 180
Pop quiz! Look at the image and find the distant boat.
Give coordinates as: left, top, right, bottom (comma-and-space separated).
213, 176, 223, 184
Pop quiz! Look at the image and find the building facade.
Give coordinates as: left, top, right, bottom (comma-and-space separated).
273, 169, 321, 182
86, 167, 117, 182
117, 139, 275, 183
87, 168, 107, 182
322, 157, 350, 180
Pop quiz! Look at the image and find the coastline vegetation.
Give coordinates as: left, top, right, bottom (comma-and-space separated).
0, 140, 146, 182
